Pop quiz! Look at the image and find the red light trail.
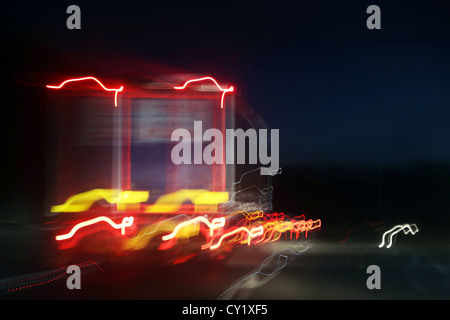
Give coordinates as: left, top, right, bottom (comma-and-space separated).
46, 76, 124, 107
55, 216, 134, 241
340, 221, 385, 244
4, 261, 102, 293
174, 76, 234, 109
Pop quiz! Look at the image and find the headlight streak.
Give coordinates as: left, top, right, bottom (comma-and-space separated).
173, 76, 234, 109
55, 216, 134, 241
379, 224, 419, 248
217, 241, 310, 300
46, 76, 124, 107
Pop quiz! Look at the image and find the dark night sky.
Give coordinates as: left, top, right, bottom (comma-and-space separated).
1, 0, 450, 188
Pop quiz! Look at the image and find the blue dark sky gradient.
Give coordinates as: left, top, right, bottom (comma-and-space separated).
2, 0, 450, 168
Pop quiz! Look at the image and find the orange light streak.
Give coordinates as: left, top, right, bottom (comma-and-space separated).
173, 76, 234, 109
209, 225, 264, 250
55, 216, 134, 241
291, 218, 321, 239
46, 76, 124, 107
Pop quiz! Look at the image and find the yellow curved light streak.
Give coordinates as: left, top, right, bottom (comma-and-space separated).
145, 189, 229, 213
123, 219, 178, 251
51, 189, 149, 212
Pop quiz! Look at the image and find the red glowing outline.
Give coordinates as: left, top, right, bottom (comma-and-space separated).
340, 221, 385, 244
55, 216, 134, 241
174, 76, 234, 109
46, 76, 124, 107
